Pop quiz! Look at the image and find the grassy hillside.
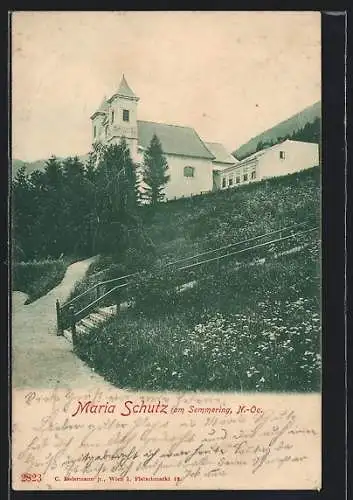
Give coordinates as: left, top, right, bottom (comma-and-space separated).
233, 101, 321, 160
72, 167, 321, 392
68, 166, 320, 304
143, 166, 320, 262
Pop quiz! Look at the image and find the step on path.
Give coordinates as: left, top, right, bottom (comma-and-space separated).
63, 305, 117, 342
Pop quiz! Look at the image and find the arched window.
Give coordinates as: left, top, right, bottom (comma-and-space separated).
184, 166, 195, 178
111, 110, 115, 124
93, 125, 97, 138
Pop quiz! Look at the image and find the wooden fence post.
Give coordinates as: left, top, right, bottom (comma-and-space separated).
69, 305, 77, 346
56, 300, 63, 336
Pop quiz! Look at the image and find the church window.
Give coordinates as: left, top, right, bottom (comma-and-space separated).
279, 150, 286, 160
123, 109, 130, 122
222, 177, 226, 188
184, 166, 195, 178
243, 166, 249, 182
93, 125, 97, 138
111, 110, 115, 124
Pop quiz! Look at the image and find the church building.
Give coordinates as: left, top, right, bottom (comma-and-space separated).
90, 75, 237, 200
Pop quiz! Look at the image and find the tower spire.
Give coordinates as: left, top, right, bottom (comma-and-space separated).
116, 75, 138, 99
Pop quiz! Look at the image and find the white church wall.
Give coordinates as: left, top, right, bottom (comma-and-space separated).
105, 96, 139, 159
163, 154, 214, 200
132, 153, 213, 202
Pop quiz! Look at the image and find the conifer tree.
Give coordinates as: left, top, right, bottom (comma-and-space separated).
142, 134, 170, 205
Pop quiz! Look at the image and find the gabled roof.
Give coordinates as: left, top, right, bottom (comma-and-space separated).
233, 101, 321, 160
239, 138, 315, 163
222, 139, 319, 173
204, 142, 238, 164
137, 120, 215, 160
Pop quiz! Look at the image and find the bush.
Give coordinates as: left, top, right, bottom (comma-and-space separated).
129, 267, 181, 316
12, 258, 70, 303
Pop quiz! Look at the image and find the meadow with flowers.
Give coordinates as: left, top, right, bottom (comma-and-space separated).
74, 172, 321, 393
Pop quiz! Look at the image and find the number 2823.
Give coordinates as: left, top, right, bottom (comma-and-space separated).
21, 473, 42, 482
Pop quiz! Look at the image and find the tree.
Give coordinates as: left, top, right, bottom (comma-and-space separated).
117, 138, 140, 214
142, 134, 170, 205
61, 156, 93, 256
12, 165, 33, 259
11, 138, 149, 262
93, 139, 140, 254
95, 139, 138, 217
40, 156, 66, 256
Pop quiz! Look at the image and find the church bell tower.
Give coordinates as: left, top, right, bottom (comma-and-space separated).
90, 75, 139, 160
106, 75, 139, 160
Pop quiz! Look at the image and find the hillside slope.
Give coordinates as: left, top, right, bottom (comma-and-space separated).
233, 101, 321, 160
144, 166, 320, 263
73, 166, 321, 392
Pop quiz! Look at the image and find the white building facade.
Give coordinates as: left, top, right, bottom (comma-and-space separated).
90, 76, 236, 200
219, 140, 320, 190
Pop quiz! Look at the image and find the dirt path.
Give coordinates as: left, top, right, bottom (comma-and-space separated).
12, 257, 116, 389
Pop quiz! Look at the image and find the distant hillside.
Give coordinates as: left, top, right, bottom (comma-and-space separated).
233, 101, 321, 160
12, 159, 46, 178
12, 155, 90, 178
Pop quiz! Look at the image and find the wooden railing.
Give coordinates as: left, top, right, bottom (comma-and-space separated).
56, 274, 134, 335
56, 220, 319, 339
163, 219, 315, 270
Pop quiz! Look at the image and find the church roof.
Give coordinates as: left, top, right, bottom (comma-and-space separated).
137, 120, 215, 160
204, 142, 238, 164
98, 96, 109, 113
116, 75, 138, 99
90, 96, 109, 119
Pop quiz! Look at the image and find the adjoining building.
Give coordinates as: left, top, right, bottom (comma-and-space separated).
218, 140, 320, 190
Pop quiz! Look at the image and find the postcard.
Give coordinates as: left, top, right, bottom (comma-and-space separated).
11, 11, 322, 490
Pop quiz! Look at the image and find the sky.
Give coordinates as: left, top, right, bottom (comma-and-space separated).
12, 11, 321, 162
